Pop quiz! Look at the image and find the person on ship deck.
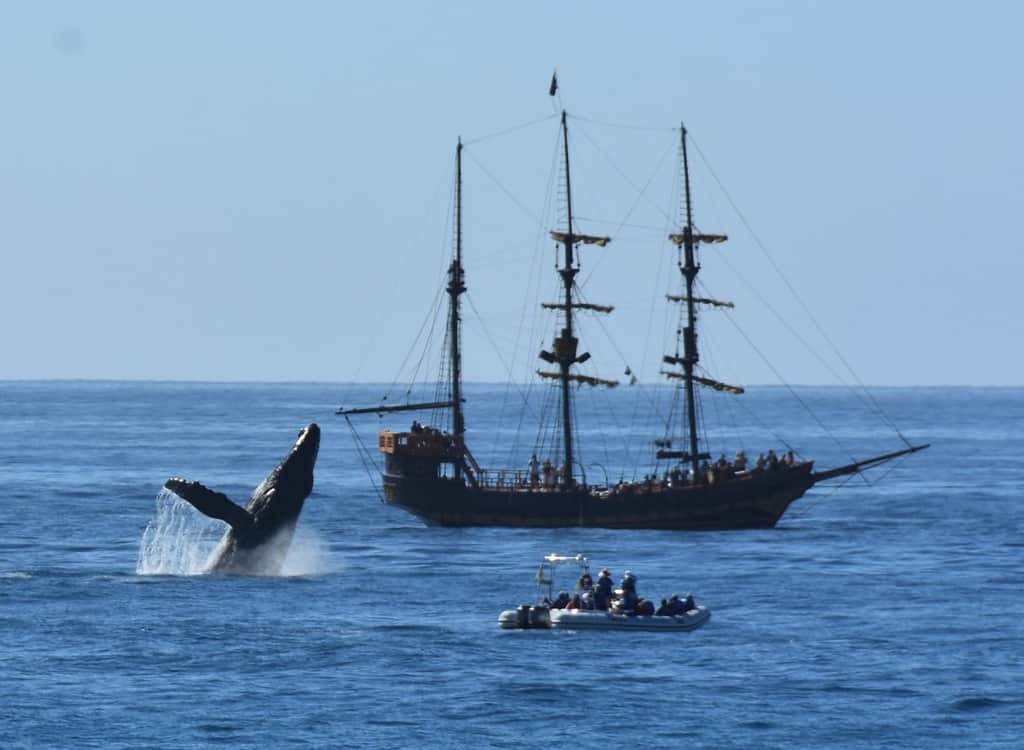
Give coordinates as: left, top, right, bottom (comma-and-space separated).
542, 459, 555, 489
528, 454, 540, 488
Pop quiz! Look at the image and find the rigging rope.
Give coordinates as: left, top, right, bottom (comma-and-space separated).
380, 168, 455, 405
721, 306, 858, 466
693, 264, 888, 433
464, 291, 541, 425
343, 415, 385, 503
463, 113, 559, 146
470, 132, 561, 463
687, 133, 911, 447
463, 148, 543, 225
574, 124, 676, 288
569, 113, 677, 133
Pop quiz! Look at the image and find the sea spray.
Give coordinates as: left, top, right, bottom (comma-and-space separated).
136, 488, 222, 575
279, 526, 334, 577
136, 488, 331, 576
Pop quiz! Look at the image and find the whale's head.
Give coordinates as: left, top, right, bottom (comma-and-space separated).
269, 423, 320, 500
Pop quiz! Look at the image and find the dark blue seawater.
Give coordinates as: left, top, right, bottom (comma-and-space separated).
1, 382, 1022, 748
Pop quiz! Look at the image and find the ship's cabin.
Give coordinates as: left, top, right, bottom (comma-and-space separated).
378, 426, 461, 480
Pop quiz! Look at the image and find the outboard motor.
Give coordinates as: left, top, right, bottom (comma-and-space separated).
528, 605, 551, 628
516, 604, 531, 628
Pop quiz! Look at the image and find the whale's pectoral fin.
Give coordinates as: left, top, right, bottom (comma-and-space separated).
164, 478, 254, 531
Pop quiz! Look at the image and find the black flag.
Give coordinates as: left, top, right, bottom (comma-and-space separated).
549, 70, 558, 96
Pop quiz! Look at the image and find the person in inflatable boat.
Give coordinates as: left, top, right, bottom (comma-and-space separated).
595, 568, 614, 610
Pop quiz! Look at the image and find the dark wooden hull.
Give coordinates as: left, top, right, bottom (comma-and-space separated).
381, 464, 816, 529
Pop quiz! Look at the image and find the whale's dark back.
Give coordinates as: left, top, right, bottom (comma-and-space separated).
210, 423, 320, 574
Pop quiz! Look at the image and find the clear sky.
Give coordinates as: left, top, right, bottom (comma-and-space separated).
1, 1, 1021, 385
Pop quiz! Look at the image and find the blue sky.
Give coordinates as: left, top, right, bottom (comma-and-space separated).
1, 2, 1021, 385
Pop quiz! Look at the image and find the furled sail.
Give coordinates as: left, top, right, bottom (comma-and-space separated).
660, 370, 744, 394
537, 371, 619, 388
692, 375, 745, 394
542, 302, 614, 313
665, 294, 734, 309
550, 230, 611, 247
669, 232, 728, 246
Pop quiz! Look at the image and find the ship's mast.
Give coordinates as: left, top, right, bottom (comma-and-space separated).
680, 126, 701, 478
538, 112, 615, 486
447, 139, 467, 476
557, 112, 577, 485
660, 125, 738, 475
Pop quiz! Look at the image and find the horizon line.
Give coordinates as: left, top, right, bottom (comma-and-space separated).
0, 378, 1019, 389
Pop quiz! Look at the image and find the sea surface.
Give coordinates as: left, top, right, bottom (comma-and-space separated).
1, 381, 1022, 748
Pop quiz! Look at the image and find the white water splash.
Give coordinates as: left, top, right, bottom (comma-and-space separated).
136, 489, 333, 577
279, 526, 334, 577
136, 489, 222, 575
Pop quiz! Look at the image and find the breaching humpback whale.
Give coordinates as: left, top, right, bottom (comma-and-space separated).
164, 423, 320, 575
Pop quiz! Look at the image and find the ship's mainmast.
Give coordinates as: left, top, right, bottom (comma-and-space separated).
447, 139, 467, 476
538, 111, 615, 486
556, 112, 577, 485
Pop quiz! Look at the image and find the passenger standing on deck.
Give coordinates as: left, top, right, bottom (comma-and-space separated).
700, 460, 711, 484
542, 459, 554, 489
528, 454, 540, 488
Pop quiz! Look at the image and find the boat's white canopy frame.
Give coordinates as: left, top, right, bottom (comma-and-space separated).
535, 553, 591, 602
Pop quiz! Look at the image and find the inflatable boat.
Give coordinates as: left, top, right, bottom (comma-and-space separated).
497, 553, 710, 632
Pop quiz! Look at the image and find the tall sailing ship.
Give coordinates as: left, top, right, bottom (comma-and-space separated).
339, 111, 926, 529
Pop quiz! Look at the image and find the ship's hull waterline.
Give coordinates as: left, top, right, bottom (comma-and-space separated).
382, 464, 816, 529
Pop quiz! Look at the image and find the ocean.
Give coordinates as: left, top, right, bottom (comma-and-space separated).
1, 381, 1021, 748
